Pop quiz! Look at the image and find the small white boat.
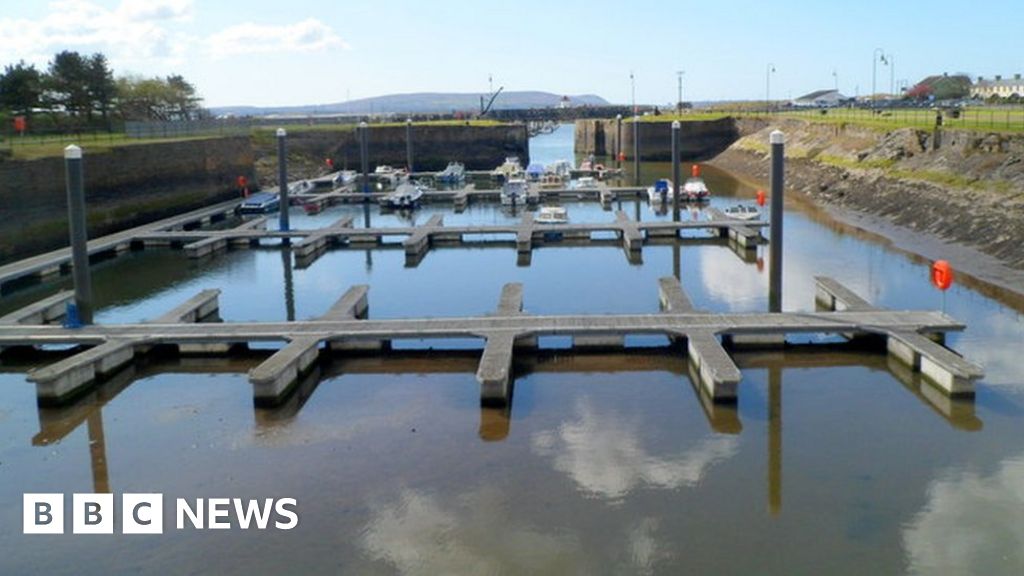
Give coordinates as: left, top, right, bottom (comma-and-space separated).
547, 160, 572, 178
379, 183, 424, 209
435, 162, 465, 184
492, 156, 523, 181
683, 165, 711, 202
333, 170, 357, 186
574, 176, 599, 189
501, 178, 529, 205
538, 173, 565, 190
373, 165, 408, 189
647, 179, 674, 204
724, 205, 760, 221
682, 177, 710, 202
535, 205, 569, 224
237, 191, 280, 214
289, 180, 315, 195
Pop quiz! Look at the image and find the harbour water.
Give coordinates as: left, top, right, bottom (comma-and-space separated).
1, 124, 1023, 574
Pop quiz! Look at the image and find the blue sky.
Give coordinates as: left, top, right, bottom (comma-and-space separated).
1, 0, 1021, 108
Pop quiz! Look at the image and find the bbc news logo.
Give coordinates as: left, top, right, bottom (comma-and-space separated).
23, 494, 298, 534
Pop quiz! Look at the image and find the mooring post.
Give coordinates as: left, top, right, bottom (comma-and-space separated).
671, 120, 681, 222
632, 114, 640, 185
359, 121, 369, 195
615, 114, 622, 168
64, 145, 93, 324
276, 128, 290, 237
405, 118, 413, 173
769, 130, 785, 313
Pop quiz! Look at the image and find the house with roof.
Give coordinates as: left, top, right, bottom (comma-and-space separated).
972, 75, 1024, 99
791, 89, 847, 108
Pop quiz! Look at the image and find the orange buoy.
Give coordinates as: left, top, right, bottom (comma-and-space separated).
237, 175, 248, 189
931, 260, 953, 291
617, 151, 626, 161
325, 158, 334, 168
691, 164, 701, 178
756, 189, 766, 207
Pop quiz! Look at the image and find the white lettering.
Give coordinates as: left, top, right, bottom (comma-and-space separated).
208, 498, 231, 529
274, 498, 298, 530
176, 498, 204, 529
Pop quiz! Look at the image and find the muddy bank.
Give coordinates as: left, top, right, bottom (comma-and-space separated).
710, 121, 1024, 301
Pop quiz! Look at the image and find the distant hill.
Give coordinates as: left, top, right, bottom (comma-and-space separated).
210, 91, 610, 117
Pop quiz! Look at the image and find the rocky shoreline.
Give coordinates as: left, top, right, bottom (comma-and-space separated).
710, 143, 1024, 306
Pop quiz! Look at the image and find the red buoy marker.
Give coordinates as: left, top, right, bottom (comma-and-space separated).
756, 189, 766, 207
931, 260, 953, 291
691, 164, 701, 178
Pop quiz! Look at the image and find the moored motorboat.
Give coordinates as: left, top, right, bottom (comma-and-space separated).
435, 161, 466, 184
646, 179, 674, 204
525, 162, 545, 181
723, 204, 759, 221
237, 191, 280, 214
501, 177, 529, 205
682, 165, 710, 202
491, 156, 523, 181
574, 176, 598, 189
535, 205, 569, 224
379, 183, 424, 209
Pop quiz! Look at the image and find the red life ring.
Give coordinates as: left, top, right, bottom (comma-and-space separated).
931, 260, 953, 291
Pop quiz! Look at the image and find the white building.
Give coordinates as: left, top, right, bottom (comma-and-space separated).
791, 89, 847, 107
972, 75, 1024, 99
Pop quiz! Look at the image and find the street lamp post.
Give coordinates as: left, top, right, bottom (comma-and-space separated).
630, 71, 636, 115
676, 70, 685, 113
872, 48, 885, 106
888, 54, 896, 99
766, 63, 776, 112
832, 69, 838, 92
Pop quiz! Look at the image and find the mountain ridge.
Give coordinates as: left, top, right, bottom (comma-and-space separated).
211, 91, 611, 116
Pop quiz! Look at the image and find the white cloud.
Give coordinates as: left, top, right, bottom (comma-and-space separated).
207, 18, 348, 59
0, 2, 343, 72
902, 455, 1024, 573
531, 397, 738, 500
117, 0, 193, 22
0, 0, 194, 68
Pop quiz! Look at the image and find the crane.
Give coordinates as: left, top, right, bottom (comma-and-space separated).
480, 86, 504, 116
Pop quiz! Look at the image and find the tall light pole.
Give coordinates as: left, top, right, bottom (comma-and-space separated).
888, 53, 896, 99
676, 70, 685, 113
872, 48, 885, 106
832, 69, 838, 92
766, 63, 776, 112
630, 70, 636, 115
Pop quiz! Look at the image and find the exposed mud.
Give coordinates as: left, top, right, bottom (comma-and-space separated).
711, 126, 1024, 305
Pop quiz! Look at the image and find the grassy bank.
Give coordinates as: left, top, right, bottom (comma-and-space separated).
635, 106, 1024, 133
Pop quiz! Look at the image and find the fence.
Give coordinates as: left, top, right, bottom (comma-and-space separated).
720, 105, 1024, 132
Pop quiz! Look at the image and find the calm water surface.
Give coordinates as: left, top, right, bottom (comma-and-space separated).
1, 124, 1023, 575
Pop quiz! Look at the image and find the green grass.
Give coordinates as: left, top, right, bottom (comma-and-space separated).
5, 134, 232, 160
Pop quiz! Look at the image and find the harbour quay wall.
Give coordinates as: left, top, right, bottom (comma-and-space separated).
257, 124, 530, 179
0, 137, 253, 264
575, 117, 740, 161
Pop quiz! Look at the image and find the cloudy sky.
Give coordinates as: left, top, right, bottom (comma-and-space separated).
2, 0, 1021, 108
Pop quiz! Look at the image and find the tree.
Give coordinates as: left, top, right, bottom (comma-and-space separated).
0, 61, 43, 117
115, 74, 204, 121
906, 83, 933, 101
46, 50, 92, 120
165, 74, 202, 120
86, 53, 116, 124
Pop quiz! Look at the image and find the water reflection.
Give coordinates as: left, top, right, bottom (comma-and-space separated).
531, 396, 738, 501
360, 488, 587, 575
903, 454, 1024, 574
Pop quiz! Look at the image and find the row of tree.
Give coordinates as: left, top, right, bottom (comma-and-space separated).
0, 50, 205, 129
